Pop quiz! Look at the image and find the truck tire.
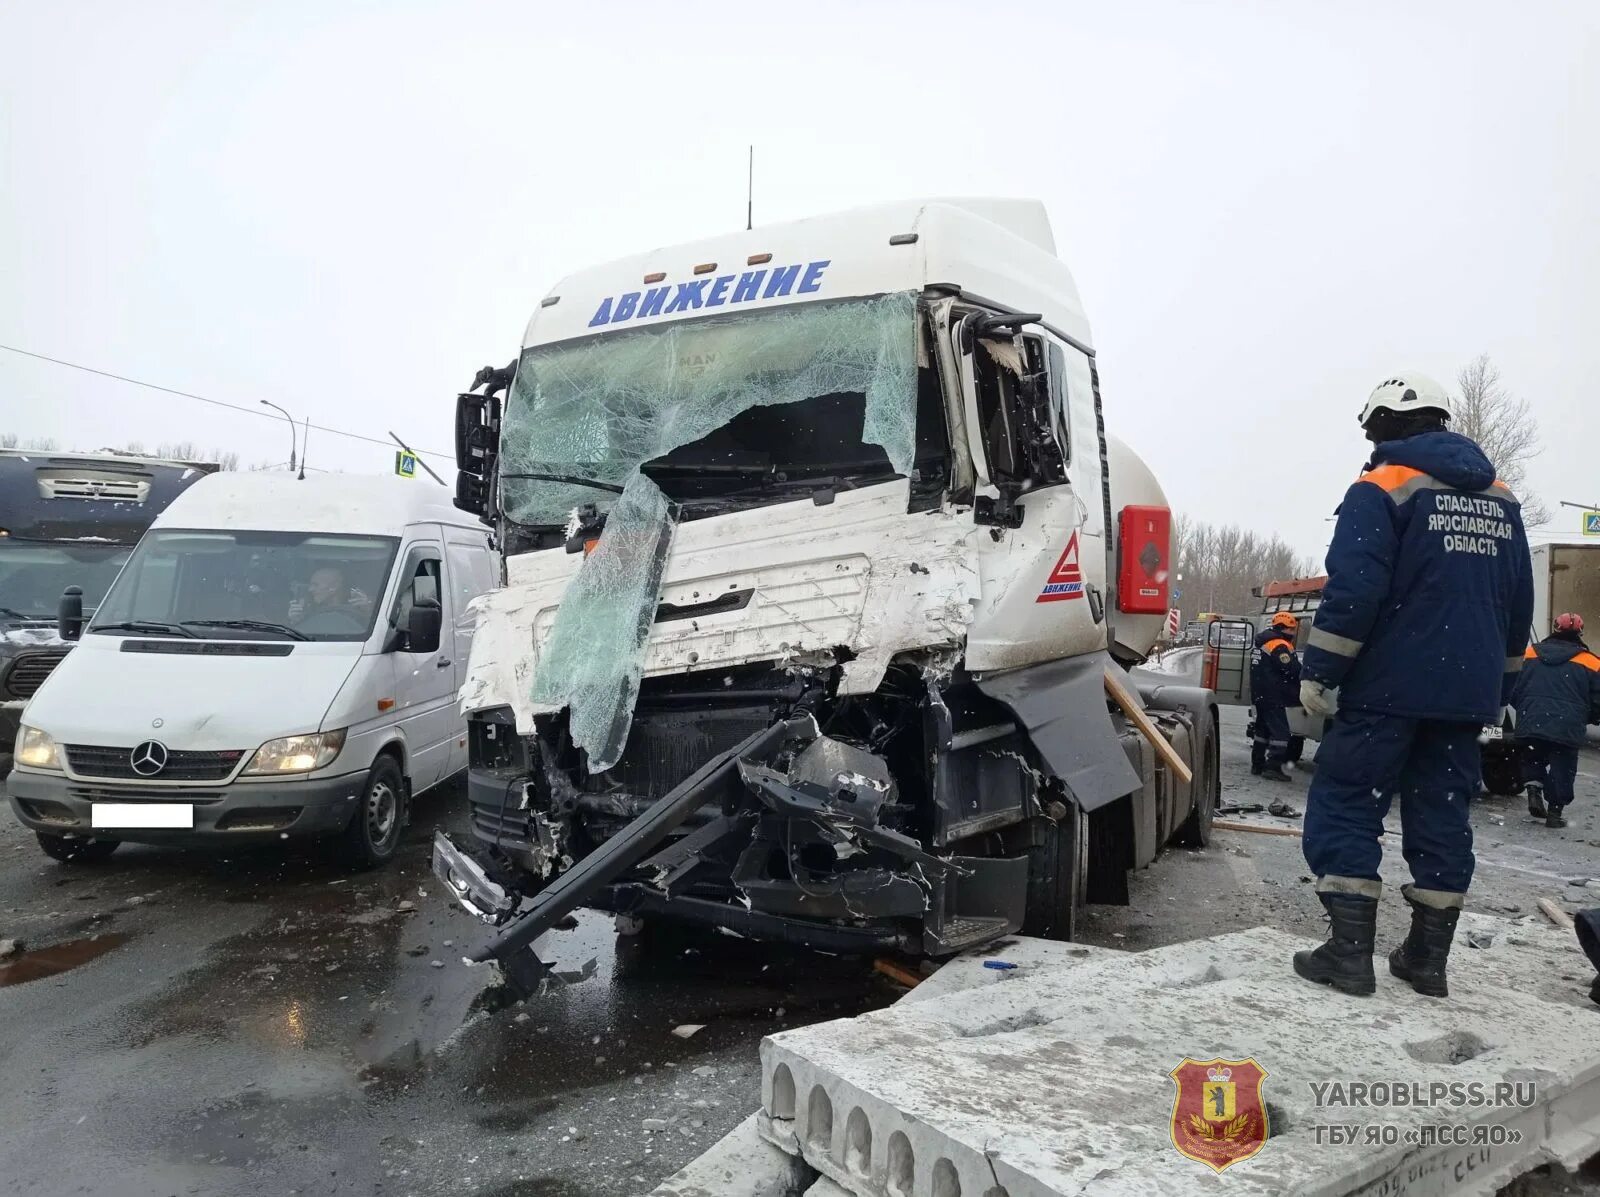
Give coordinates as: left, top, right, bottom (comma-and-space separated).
36, 832, 121, 864
1174, 709, 1220, 848
337, 755, 406, 870
1023, 803, 1088, 941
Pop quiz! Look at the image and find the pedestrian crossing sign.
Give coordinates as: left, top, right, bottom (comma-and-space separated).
394, 451, 417, 479
1584, 511, 1600, 537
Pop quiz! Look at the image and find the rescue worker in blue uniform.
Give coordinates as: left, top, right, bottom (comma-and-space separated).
1250, 611, 1302, 799
1292, 372, 1533, 999
1515, 613, 1600, 829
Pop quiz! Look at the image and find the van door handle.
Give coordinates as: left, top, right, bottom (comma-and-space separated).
436, 658, 453, 668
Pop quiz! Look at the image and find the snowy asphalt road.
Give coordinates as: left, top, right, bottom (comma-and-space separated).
3, 699, 1598, 1196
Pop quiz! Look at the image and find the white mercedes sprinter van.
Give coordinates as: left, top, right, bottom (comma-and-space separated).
7, 472, 496, 868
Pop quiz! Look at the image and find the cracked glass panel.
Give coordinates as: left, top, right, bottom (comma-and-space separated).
529, 472, 675, 771
505, 292, 919, 773
500, 291, 919, 526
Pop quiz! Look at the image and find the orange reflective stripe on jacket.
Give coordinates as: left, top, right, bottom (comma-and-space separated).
1357, 464, 1427, 492
1525, 645, 1539, 660
1576, 652, 1600, 673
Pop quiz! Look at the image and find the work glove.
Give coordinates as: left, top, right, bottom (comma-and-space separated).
1300, 679, 1339, 718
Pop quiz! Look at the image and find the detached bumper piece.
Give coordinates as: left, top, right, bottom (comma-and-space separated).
433, 830, 517, 924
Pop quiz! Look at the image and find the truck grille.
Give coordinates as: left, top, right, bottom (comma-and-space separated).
4, 650, 70, 700
64, 745, 246, 782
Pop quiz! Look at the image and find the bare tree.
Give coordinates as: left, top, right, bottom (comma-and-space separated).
1173, 516, 1317, 618
1454, 354, 1549, 526
0, 434, 60, 450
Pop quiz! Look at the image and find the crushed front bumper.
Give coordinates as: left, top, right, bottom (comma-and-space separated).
442, 715, 1031, 997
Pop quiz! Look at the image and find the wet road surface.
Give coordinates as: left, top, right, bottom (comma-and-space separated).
0, 781, 899, 1196
4, 710, 1600, 1196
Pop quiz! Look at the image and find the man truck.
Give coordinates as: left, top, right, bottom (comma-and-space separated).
431, 198, 1220, 994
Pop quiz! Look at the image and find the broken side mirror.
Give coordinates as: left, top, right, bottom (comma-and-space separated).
406, 576, 442, 654
58, 586, 84, 641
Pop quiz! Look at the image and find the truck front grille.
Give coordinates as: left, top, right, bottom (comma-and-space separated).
4, 650, 70, 700
64, 745, 246, 782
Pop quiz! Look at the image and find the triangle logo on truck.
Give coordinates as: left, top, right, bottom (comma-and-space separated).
1037, 533, 1085, 602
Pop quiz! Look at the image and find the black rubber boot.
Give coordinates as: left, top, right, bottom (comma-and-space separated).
1547, 805, 1568, 829
1388, 889, 1462, 998
1527, 783, 1547, 819
1294, 891, 1378, 996
1259, 766, 1292, 783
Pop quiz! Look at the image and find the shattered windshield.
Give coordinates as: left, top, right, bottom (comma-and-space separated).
500, 291, 919, 526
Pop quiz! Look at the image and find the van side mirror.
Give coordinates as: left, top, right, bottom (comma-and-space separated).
406, 576, 442, 654
59, 586, 85, 641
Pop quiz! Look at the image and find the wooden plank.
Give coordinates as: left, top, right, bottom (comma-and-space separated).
1104, 666, 1194, 787
1539, 897, 1575, 931
873, 958, 924, 989
1214, 819, 1303, 838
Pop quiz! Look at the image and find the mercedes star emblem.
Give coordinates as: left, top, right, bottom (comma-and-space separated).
129, 740, 169, 777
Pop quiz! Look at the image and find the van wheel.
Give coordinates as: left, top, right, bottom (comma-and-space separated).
1023, 801, 1088, 942
1175, 710, 1220, 848
37, 833, 121, 864
338, 756, 406, 870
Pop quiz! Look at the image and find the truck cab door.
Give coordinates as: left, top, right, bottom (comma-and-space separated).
949, 310, 1109, 668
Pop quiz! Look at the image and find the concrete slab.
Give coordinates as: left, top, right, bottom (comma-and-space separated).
758, 925, 1600, 1197
650, 940, 1121, 1197
898, 937, 1120, 1007
650, 1112, 813, 1197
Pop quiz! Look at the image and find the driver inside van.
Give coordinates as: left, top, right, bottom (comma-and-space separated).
291, 566, 371, 627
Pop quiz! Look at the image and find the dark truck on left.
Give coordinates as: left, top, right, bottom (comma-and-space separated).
0, 449, 217, 773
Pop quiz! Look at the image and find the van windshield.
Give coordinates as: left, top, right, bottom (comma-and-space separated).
88, 530, 400, 642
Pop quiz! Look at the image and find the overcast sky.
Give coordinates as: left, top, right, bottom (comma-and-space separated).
3, 0, 1596, 561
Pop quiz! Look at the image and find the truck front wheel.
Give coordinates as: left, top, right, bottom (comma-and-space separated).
1023, 802, 1088, 941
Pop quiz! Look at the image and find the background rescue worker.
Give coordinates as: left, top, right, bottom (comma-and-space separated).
1514, 613, 1600, 829
1250, 612, 1302, 796
1292, 372, 1533, 999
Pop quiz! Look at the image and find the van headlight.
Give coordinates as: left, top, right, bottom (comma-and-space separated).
243, 730, 347, 775
15, 725, 64, 772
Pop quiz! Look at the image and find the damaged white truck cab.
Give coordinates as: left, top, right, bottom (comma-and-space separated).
435, 198, 1219, 994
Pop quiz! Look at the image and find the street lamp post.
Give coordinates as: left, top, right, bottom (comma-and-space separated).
259, 400, 298, 472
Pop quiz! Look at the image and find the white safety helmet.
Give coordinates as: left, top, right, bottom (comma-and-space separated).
1358, 372, 1455, 428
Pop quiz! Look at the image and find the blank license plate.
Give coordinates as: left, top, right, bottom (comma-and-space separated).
92, 803, 195, 829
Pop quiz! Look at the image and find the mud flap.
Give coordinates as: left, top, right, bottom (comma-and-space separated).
975, 651, 1141, 810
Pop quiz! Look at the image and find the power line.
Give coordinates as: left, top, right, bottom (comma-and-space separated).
0, 342, 451, 461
